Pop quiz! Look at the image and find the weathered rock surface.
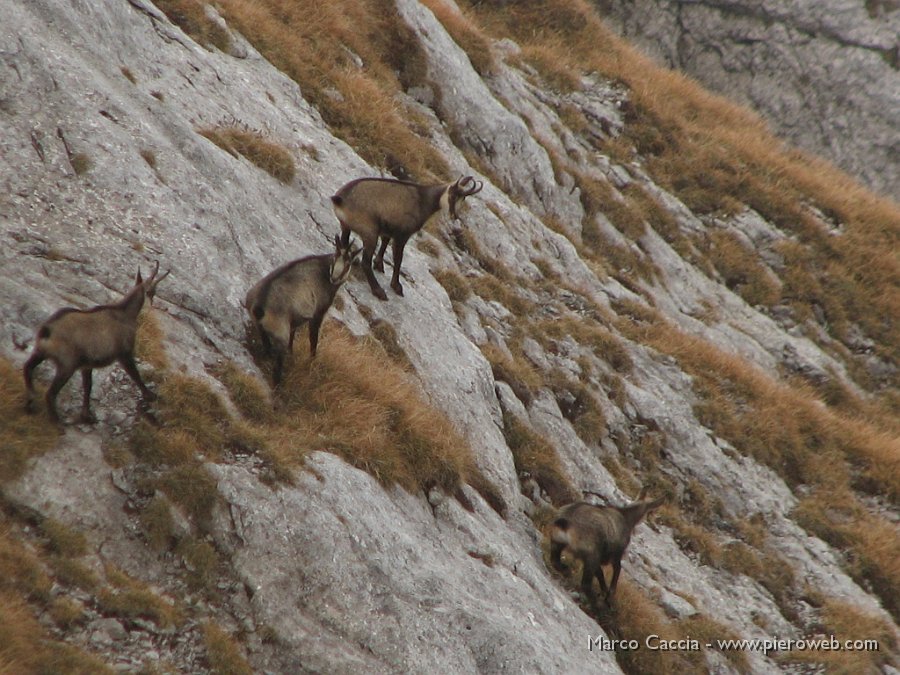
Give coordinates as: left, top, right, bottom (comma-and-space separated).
594, 0, 900, 198
1, 0, 897, 673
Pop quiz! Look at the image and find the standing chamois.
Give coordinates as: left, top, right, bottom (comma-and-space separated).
245, 235, 360, 385
549, 488, 663, 608
23, 262, 169, 424
331, 175, 483, 300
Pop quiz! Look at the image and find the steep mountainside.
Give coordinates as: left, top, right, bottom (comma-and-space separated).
1, 0, 898, 673
594, 0, 900, 198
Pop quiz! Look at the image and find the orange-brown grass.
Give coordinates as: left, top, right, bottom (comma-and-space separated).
198, 126, 296, 184
501, 411, 577, 505
277, 324, 502, 511
98, 566, 183, 629
781, 599, 899, 672
622, 316, 899, 617
461, 0, 900, 381
216, 0, 447, 179
629, 320, 900, 501
212, 361, 271, 424
154, 0, 232, 52
532, 315, 633, 373
593, 580, 705, 673
794, 488, 900, 622
420, 0, 496, 76
135, 310, 169, 372
0, 593, 113, 675
0, 357, 60, 484
203, 622, 254, 675
432, 268, 473, 303
701, 230, 781, 307
479, 342, 543, 405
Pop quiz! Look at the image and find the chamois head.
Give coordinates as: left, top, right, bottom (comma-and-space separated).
446, 175, 483, 220
329, 234, 361, 285
135, 261, 170, 307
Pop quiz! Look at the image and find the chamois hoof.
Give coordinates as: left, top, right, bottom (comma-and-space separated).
374, 260, 385, 273
391, 283, 404, 297
78, 411, 98, 425
373, 287, 388, 301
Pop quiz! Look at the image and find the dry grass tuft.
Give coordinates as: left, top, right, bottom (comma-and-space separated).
276, 323, 502, 512
0, 357, 60, 485
420, 0, 496, 76
782, 599, 898, 671
199, 126, 296, 184
216, 0, 447, 179
203, 622, 254, 675
213, 361, 271, 423
98, 566, 183, 629
0, 593, 112, 675
702, 230, 780, 307
501, 411, 577, 504
154, 0, 232, 52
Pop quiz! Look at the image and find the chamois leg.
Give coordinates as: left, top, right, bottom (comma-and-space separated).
45, 365, 75, 424
606, 556, 622, 603
390, 236, 409, 297
373, 235, 390, 273
549, 540, 566, 572
308, 313, 325, 357
78, 369, 97, 424
23, 352, 46, 413
580, 557, 600, 608
361, 241, 388, 301
272, 348, 287, 386
118, 354, 156, 402
339, 222, 352, 249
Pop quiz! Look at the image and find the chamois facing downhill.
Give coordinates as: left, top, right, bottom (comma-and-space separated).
245, 234, 361, 385
549, 488, 663, 608
331, 175, 483, 300
24, 262, 169, 425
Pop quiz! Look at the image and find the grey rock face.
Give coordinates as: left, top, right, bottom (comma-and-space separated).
595, 0, 900, 198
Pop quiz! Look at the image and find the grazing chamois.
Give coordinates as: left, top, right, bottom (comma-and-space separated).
245, 235, 360, 385
331, 175, 483, 300
23, 262, 169, 424
549, 488, 663, 607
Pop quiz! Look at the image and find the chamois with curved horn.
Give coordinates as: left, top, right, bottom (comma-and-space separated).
23, 262, 169, 424
331, 175, 483, 300
245, 235, 361, 385
548, 488, 663, 607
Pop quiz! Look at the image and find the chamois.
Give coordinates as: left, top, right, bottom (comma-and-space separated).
245, 234, 360, 385
549, 488, 663, 607
23, 262, 169, 424
331, 175, 483, 300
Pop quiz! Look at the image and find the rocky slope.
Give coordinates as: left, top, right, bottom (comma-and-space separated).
1, 0, 898, 673
594, 0, 900, 198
